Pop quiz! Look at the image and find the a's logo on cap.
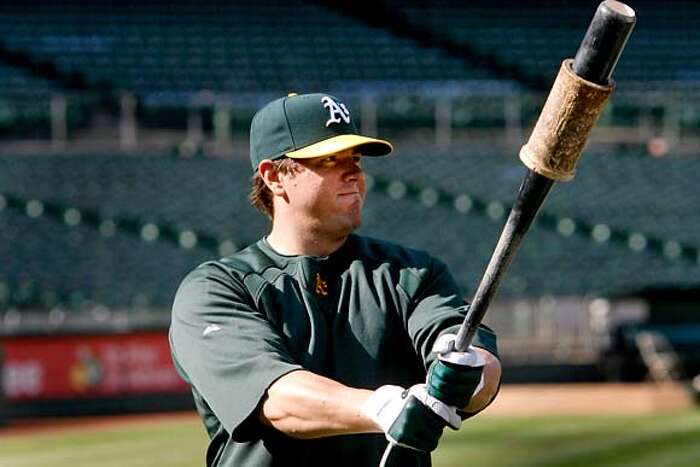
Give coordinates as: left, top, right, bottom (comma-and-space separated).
321, 96, 351, 127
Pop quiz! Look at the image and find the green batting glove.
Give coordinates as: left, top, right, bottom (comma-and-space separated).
426, 333, 485, 409
361, 384, 461, 452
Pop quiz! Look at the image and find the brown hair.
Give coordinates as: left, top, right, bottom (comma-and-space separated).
249, 157, 302, 219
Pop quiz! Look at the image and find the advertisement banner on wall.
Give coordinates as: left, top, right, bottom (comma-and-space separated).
1, 332, 189, 402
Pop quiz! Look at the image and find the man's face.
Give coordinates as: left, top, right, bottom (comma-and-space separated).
280, 149, 366, 237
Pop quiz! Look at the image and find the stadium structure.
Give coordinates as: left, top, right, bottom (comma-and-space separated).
1, 0, 699, 419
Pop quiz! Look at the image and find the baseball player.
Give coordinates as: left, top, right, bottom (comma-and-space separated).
169, 93, 502, 467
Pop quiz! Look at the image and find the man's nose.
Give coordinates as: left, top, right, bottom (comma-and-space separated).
343, 161, 362, 180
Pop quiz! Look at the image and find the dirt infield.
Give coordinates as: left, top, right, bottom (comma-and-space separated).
1, 383, 695, 438
0, 411, 198, 439
485, 382, 694, 416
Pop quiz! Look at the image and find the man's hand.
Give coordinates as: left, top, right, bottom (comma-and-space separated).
426, 334, 486, 409
361, 384, 460, 452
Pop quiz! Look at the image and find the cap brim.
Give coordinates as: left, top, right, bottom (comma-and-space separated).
285, 134, 393, 159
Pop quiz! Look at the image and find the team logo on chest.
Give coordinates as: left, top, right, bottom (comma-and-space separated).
321, 96, 351, 127
315, 273, 329, 296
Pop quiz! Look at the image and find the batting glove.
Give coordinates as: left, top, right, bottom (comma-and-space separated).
361, 384, 461, 452
426, 333, 486, 409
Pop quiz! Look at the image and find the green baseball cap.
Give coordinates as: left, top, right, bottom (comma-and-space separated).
249, 93, 393, 170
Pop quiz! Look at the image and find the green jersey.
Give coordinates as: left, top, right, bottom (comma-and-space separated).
170, 234, 498, 467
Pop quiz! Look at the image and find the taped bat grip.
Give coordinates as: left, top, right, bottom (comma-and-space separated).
519, 59, 613, 182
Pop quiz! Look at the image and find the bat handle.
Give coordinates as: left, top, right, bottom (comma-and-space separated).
453, 171, 553, 351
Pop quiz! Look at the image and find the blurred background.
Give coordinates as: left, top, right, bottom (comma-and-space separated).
0, 0, 699, 463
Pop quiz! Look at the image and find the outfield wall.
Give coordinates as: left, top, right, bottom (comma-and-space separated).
1, 331, 193, 418
0, 327, 607, 419
0, 348, 5, 426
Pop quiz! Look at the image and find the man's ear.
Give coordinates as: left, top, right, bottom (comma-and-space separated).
258, 160, 286, 196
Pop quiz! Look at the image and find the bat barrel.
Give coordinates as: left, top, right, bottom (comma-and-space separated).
573, 1, 636, 84
452, 1, 635, 353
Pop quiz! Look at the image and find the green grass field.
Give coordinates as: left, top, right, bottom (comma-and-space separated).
1, 410, 699, 467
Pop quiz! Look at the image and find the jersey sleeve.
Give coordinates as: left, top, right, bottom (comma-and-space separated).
169, 262, 303, 440
400, 256, 499, 368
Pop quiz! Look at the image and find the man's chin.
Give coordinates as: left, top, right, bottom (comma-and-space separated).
342, 219, 361, 235
320, 209, 362, 238
336, 215, 362, 237
349, 212, 363, 230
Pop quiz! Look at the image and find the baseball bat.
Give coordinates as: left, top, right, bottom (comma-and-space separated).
451, 1, 636, 352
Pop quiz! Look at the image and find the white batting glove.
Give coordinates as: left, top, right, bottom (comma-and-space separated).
361, 384, 461, 452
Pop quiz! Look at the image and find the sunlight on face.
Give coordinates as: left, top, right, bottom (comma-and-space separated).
283, 148, 366, 237
303, 150, 363, 172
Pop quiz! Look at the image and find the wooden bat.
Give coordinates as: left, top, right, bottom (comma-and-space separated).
451, 1, 636, 352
